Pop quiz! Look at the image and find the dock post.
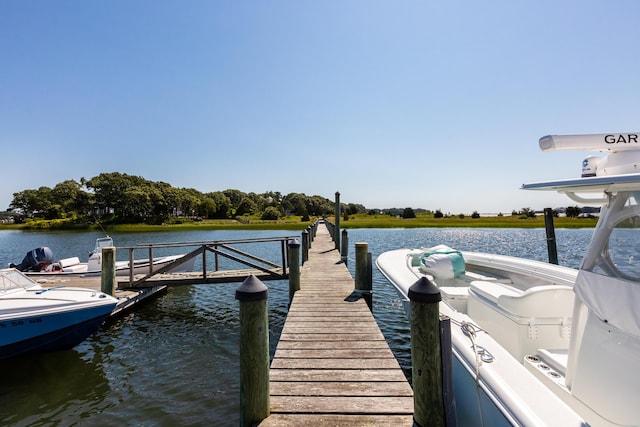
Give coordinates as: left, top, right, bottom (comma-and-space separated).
334, 191, 341, 250
341, 229, 348, 264
302, 229, 309, 264
128, 248, 134, 285
148, 245, 154, 275
409, 277, 445, 427
202, 246, 208, 284
288, 239, 300, 303
235, 275, 270, 426
355, 242, 372, 309
544, 207, 558, 265
101, 246, 116, 296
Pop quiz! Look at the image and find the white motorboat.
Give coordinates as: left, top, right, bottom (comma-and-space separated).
376, 133, 640, 426
11, 236, 195, 277
0, 268, 118, 360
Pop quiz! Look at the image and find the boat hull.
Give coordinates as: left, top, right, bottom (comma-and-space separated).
0, 280, 118, 360
0, 304, 114, 359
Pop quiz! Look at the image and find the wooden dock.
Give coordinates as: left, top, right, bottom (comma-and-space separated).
260, 223, 414, 425
117, 267, 285, 288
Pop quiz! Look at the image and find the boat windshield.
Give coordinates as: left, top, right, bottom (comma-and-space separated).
582, 191, 640, 282
0, 269, 39, 293
94, 237, 114, 252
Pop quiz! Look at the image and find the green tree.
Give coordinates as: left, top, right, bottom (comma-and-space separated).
236, 197, 257, 216
282, 193, 308, 216
223, 189, 245, 215
402, 207, 416, 219
261, 206, 281, 220
565, 206, 582, 217
10, 187, 53, 219
51, 179, 91, 218
207, 191, 231, 219
519, 207, 537, 219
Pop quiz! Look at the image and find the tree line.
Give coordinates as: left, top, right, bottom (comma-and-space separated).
8, 172, 367, 224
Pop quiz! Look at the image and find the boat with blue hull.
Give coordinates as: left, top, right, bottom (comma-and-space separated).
377, 133, 640, 426
0, 268, 117, 359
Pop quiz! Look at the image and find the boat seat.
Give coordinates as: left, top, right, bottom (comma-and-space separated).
463, 271, 512, 284
469, 280, 521, 304
468, 281, 575, 360
59, 257, 81, 268
498, 285, 574, 319
470, 281, 574, 318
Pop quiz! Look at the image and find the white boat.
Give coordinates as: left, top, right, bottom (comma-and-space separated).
11, 236, 195, 277
0, 268, 118, 359
376, 133, 640, 427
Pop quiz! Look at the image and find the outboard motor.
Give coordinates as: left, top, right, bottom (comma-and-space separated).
10, 247, 54, 272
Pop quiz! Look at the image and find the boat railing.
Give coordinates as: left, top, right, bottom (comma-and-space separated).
115, 236, 298, 288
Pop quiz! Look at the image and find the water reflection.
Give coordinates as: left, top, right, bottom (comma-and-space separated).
0, 349, 109, 426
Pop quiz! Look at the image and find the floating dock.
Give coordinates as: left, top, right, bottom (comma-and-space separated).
30, 275, 167, 319
260, 223, 414, 425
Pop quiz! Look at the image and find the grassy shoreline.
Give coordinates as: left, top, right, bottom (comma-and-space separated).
0, 213, 598, 232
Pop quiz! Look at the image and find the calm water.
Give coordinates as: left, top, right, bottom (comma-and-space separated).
0, 227, 594, 426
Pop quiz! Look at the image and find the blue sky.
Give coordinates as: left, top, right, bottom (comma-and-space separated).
1, 1, 638, 214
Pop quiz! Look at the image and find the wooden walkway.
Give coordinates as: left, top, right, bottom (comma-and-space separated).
260, 223, 414, 426
116, 267, 285, 288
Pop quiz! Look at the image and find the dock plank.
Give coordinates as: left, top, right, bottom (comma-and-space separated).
259, 414, 414, 426
271, 357, 401, 369
270, 396, 413, 414
273, 348, 396, 359
270, 381, 413, 396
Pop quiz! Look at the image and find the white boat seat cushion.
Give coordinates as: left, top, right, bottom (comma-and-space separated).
470, 281, 574, 319
59, 257, 81, 268
469, 280, 521, 304
499, 285, 574, 318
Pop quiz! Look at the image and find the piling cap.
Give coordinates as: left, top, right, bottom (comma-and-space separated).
408, 276, 441, 304
288, 238, 300, 248
235, 275, 268, 302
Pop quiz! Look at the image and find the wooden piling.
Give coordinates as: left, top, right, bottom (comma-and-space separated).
334, 191, 341, 250
544, 207, 558, 265
340, 229, 348, 264
355, 242, 371, 292
288, 240, 300, 303
409, 276, 445, 427
302, 230, 309, 264
236, 275, 270, 426
355, 242, 372, 310
100, 246, 116, 296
